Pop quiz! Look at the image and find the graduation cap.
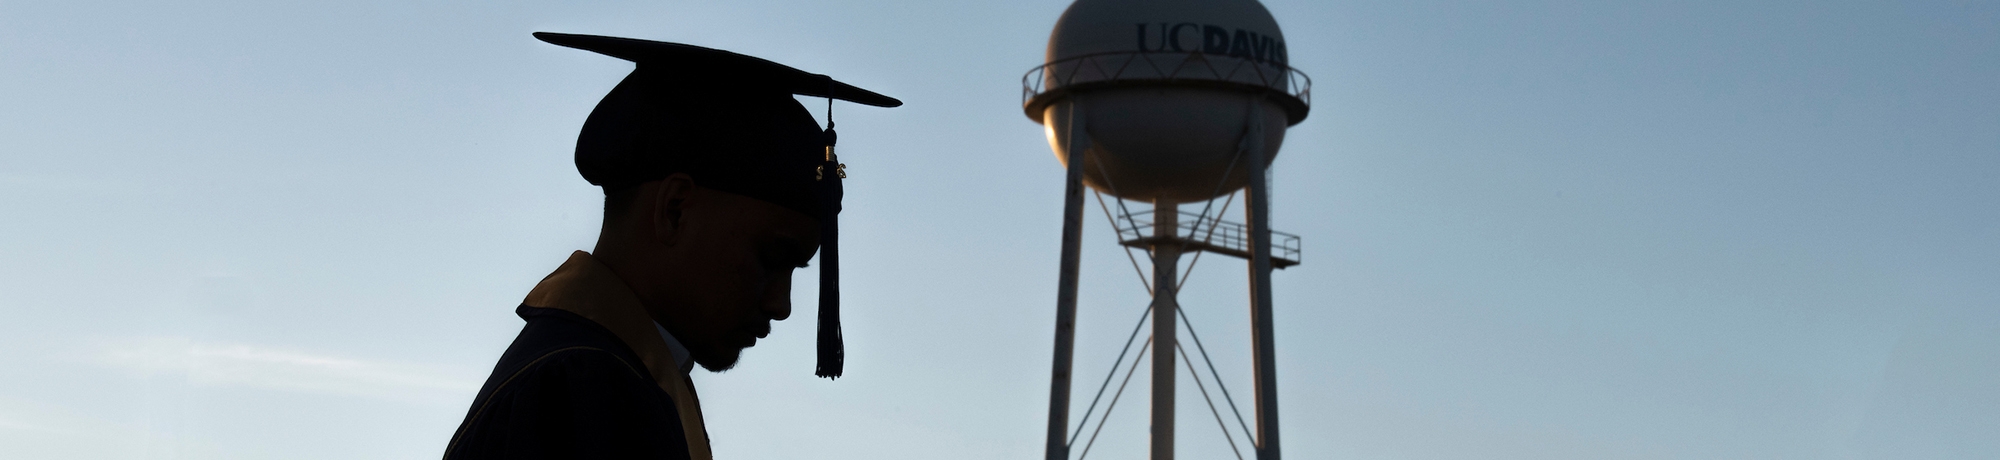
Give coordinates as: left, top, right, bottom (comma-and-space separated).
535, 32, 901, 379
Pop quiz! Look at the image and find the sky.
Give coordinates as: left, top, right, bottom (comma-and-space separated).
1, 0, 1996, 459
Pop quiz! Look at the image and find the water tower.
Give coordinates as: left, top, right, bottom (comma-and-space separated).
1024, 0, 1309, 459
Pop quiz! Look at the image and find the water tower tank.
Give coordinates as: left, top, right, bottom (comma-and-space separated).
1025, 0, 1310, 203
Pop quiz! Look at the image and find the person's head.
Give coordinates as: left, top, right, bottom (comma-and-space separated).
534, 32, 900, 377
574, 64, 829, 372
593, 174, 820, 371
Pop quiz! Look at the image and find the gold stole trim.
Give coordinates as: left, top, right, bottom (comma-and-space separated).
523, 251, 713, 460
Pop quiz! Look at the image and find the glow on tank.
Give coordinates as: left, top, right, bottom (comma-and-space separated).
1023, 0, 1309, 202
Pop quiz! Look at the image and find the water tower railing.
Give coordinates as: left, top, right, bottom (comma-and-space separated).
1022, 50, 1312, 124
1114, 209, 1301, 268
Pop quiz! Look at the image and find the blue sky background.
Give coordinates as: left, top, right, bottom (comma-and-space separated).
2, 0, 1995, 459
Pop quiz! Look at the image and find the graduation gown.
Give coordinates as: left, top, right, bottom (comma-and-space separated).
444, 251, 713, 460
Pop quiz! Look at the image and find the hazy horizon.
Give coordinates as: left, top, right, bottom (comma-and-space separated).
2, 1, 1996, 459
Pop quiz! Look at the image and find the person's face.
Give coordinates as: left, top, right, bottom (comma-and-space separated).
649, 184, 820, 371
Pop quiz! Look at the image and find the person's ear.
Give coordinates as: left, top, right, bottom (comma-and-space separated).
651, 173, 698, 245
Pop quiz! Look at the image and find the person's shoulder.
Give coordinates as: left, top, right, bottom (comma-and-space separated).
503, 306, 639, 362
493, 342, 658, 403
444, 307, 687, 460
445, 348, 686, 460
475, 305, 656, 393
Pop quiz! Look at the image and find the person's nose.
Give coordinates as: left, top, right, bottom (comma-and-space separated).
763, 271, 794, 321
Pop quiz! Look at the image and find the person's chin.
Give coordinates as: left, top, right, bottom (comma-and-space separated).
692, 345, 748, 372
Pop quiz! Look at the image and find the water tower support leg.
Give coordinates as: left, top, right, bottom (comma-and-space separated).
1244, 116, 1281, 460
1151, 201, 1181, 460
1044, 103, 1088, 460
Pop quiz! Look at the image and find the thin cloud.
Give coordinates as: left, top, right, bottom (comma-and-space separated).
92, 337, 481, 402
0, 172, 130, 195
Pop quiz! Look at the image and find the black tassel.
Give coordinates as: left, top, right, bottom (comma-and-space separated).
814, 123, 844, 379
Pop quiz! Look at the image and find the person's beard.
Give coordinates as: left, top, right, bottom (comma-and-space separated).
692, 342, 747, 372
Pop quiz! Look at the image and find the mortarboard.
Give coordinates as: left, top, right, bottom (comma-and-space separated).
535, 32, 901, 379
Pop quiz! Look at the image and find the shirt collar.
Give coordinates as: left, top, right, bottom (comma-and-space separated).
521, 251, 690, 386
654, 321, 696, 374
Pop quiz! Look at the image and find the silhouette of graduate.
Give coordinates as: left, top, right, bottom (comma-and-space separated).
444, 32, 900, 460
